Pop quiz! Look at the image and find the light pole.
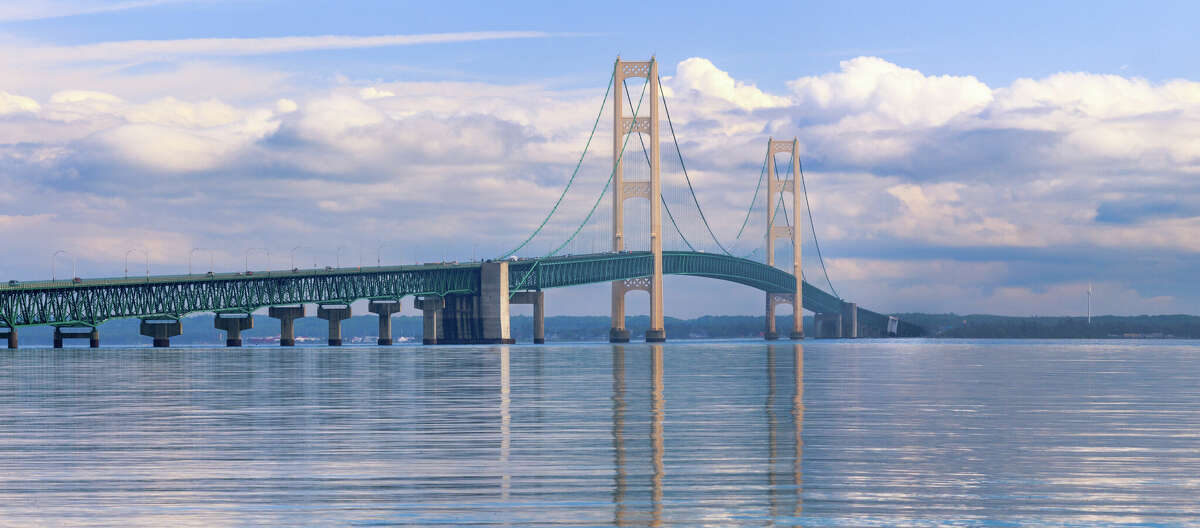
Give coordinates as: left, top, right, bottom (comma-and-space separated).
336, 245, 347, 269
189, 248, 213, 275
245, 248, 269, 273
51, 250, 73, 281
125, 248, 150, 279
376, 242, 384, 267
289, 246, 305, 270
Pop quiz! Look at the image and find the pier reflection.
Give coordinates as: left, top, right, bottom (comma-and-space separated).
499, 345, 511, 502
611, 343, 804, 525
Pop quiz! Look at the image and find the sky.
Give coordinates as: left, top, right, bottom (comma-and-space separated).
1, 0, 1199, 318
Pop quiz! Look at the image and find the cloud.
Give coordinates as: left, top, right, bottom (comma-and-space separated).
18, 31, 563, 63
3, 55, 1200, 316
788, 56, 993, 129
666, 57, 790, 110
0, 0, 190, 22
0, 91, 41, 114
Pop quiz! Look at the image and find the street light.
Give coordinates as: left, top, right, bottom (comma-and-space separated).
376, 242, 384, 267
51, 250, 74, 281
289, 245, 306, 270
336, 245, 347, 269
188, 247, 213, 275
245, 247, 269, 273
124, 248, 149, 279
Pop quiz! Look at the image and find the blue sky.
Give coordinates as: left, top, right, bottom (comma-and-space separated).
1, 0, 1199, 317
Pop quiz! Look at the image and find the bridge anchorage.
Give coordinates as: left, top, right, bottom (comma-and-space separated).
0, 55, 924, 349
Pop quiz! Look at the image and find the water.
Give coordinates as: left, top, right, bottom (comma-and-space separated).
2, 339, 1200, 526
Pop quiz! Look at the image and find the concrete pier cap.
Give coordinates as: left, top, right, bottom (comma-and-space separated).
214, 313, 253, 347
510, 290, 545, 344
268, 305, 305, 346
317, 303, 351, 346
368, 299, 402, 345
140, 318, 182, 348
53, 326, 100, 348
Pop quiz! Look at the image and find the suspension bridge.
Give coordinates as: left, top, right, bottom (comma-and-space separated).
0, 57, 924, 349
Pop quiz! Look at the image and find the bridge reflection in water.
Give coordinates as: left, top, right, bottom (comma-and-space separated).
600, 344, 805, 525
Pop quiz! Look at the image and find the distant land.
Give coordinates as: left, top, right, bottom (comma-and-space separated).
12, 313, 1200, 346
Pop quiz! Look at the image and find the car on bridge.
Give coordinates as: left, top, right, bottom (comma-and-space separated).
7, 280, 18, 286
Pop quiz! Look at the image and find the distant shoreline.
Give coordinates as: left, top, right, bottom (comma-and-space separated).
10, 313, 1200, 345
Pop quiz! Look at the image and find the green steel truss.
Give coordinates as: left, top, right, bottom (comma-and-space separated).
0, 251, 920, 335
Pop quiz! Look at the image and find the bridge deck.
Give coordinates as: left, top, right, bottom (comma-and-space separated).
0, 251, 921, 336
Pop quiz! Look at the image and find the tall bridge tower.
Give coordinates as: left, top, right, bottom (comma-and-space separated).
765, 138, 804, 340
609, 57, 666, 343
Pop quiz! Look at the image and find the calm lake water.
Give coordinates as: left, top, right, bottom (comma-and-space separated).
2, 339, 1200, 526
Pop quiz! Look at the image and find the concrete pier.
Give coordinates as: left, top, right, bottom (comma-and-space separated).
214, 314, 253, 347
511, 290, 545, 344
317, 304, 351, 346
368, 300, 401, 345
268, 305, 305, 346
2, 327, 15, 349
533, 293, 545, 344
140, 319, 181, 348
478, 262, 515, 344
814, 313, 842, 339
53, 326, 99, 348
609, 327, 631, 343
416, 296, 444, 345
842, 302, 858, 339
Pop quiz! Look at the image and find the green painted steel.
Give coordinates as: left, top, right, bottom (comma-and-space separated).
0, 251, 920, 335
0, 263, 479, 328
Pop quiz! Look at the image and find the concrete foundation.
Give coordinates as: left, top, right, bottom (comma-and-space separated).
511, 290, 545, 344
368, 300, 402, 345
478, 262, 514, 344
813, 313, 842, 339
419, 263, 517, 345
317, 304, 351, 346
140, 319, 182, 348
268, 305, 305, 346
609, 327, 631, 343
842, 302, 858, 339
214, 314, 253, 347
53, 326, 99, 348
416, 296, 444, 345
2, 327, 16, 349
645, 328, 666, 342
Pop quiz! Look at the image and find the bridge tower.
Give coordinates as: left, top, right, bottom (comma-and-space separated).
764, 138, 804, 340
610, 56, 665, 343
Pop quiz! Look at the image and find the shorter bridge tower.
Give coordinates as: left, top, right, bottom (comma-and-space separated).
609, 56, 665, 343
764, 138, 803, 340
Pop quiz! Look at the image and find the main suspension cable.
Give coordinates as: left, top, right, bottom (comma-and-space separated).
799, 158, 839, 298
498, 70, 615, 259
509, 71, 651, 294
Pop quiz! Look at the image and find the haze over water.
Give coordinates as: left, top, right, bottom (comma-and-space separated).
2, 340, 1199, 526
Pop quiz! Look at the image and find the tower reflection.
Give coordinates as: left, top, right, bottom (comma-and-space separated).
611, 344, 665, 527
793, 343, 805, 519
769, 344, 805, 520
650, 344, 664, 527
610, 343, 803, 525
